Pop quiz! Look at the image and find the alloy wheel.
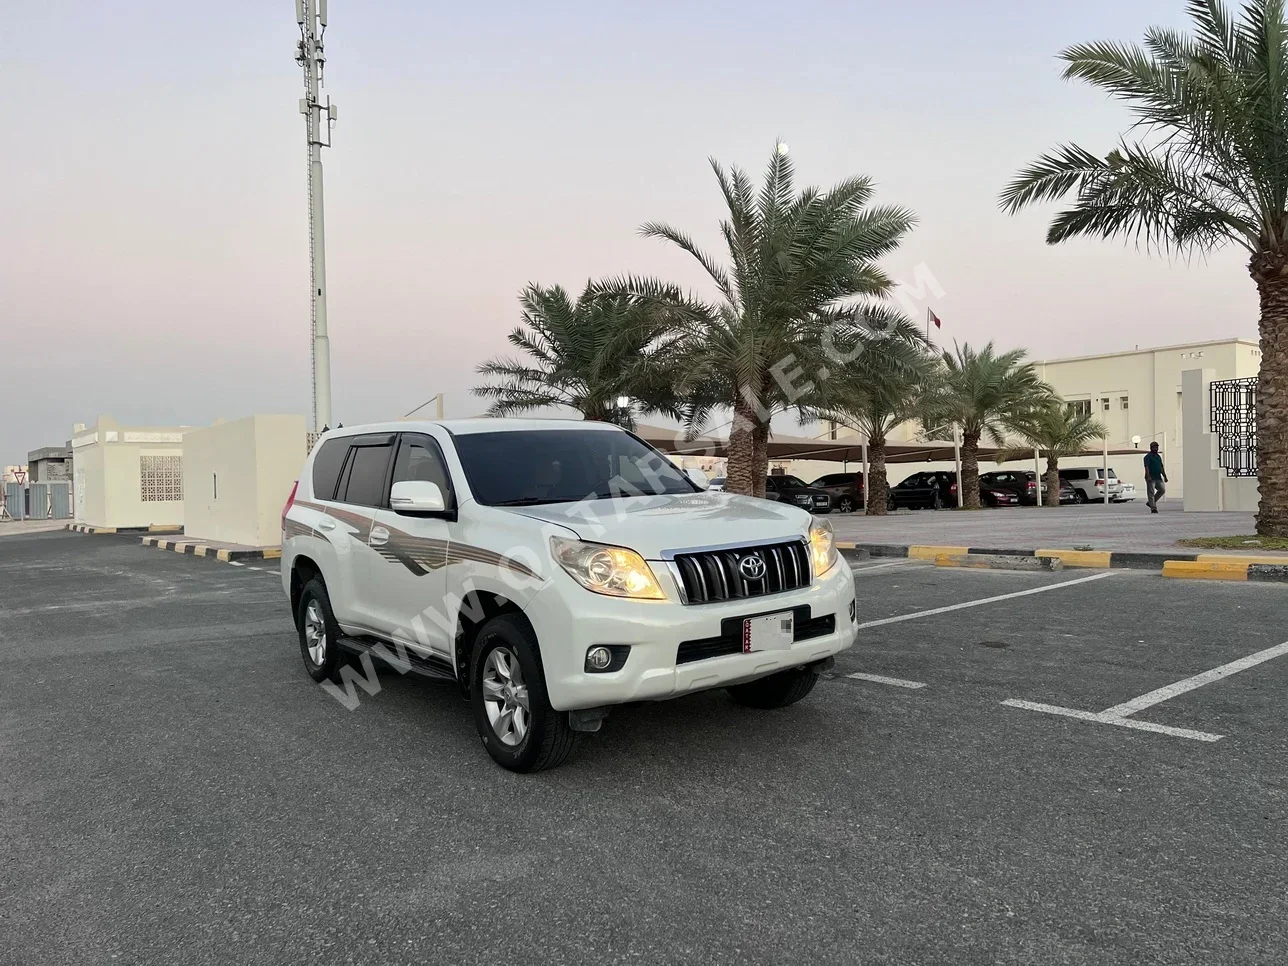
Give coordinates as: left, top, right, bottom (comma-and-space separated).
482, 647, 530, 747
303, 600, 326, 665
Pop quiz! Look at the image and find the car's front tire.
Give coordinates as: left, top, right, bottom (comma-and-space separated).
297, 578, 346, 683
727, 665, 820, 709
469, 614, 578, 773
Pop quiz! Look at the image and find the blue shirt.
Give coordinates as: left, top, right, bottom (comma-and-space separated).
1144, 452, 1165, 479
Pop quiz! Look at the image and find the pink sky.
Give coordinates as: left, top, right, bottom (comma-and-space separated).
0, 1, 1257, 461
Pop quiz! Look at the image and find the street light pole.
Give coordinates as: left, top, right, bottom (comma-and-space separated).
296, 0, 336, 431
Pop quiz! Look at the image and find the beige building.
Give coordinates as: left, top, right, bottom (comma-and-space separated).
1030, 338, 1261, 495
182, 415, 307, 548
71, 415, 187, 530
785, 338, 1261, 497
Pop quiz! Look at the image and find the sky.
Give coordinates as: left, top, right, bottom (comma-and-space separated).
0, 0, 1260, 462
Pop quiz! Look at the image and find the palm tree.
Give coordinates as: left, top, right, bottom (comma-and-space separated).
921, 342, 1052, 509
807, 318, 940, 515
473, 281, 689, 429
1001, 402, 1107, 506
635, 144, 916, 497
999, 0, 1288, 535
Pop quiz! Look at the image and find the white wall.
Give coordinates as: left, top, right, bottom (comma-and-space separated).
182, 415, 307, 547
71, 415, 185, 529
1181, 368, 1260, 512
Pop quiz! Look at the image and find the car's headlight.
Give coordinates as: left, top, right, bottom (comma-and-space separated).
550, 537, 666, 600
809, 519, 837, 577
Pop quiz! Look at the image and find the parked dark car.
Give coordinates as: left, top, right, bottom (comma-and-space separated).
889, 471, 1020, 509
764, 475, 832, 513
809, 472, 865, 512
980, 470, 1080, 506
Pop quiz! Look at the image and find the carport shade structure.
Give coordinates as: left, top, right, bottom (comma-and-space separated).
635, 424, 1146, 490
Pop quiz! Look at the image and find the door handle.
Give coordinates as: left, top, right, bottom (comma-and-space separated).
316, 518, 337, 532
369, 526, 390, 547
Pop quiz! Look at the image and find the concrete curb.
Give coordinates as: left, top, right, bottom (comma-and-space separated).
934, 552, 1062, 572
1163, 559, 1288, 582
140, 535, 282, 563
838, 542, 1288, 581
67, 523, 182, 536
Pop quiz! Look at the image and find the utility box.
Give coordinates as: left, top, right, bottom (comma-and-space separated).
182, 415, 307, 548
71, 416, 187, 529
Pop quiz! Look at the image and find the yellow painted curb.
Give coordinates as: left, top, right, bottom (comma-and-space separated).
216, 549, 231, 562
147, 524, 181, 533
835, 541, 857, 550
1162, 560, 1249, 581
1195, 553, 1288, 566
194, 545, 208, 557
1036, 548, 1112, 569
159, 540, 171, 550
261, 548, 282, 560
908, 545, 969, 561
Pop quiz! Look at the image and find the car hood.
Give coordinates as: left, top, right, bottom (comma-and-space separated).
502, 491, 813, 558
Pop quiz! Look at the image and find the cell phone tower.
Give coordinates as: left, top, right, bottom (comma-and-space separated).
295, 0, 336, 430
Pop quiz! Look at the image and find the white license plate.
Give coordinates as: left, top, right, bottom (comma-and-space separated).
742, 611, 795, 653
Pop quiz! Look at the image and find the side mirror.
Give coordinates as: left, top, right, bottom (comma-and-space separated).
685, 467, 710, 490
390, 480, 446, 515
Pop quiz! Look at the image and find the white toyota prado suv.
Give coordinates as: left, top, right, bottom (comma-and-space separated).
281, 419, 857, 772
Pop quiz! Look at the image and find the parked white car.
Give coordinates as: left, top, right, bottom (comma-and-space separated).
281, 420, 856, 772
707, 476, 726, 491
1058, 467, 1123, 503
1114, 482, 1137, 502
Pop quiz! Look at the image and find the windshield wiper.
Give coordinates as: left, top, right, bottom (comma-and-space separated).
490, 497, 561, 507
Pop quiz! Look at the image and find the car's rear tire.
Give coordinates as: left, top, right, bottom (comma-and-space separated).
837, 496, 855, 513
727, 666, 820, 709
469, 614, 578, 773
1075, 490, 1089, 504
297, 578, 346, 683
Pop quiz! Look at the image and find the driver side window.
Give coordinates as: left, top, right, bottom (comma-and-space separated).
391, 436, 454, 506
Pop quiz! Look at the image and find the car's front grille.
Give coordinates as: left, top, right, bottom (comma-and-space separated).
670, 539, 812, 605
676, 608, 835, 665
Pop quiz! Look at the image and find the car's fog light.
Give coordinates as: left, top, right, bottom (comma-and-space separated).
586, 646, 614, 671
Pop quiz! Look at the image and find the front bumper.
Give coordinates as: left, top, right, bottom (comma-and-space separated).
525, 556, 857, 710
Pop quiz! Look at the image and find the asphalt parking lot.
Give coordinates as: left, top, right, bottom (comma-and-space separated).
2, 530, 1286, 965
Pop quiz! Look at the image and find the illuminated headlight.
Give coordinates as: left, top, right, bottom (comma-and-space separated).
550, 537, 666, 600
809, 520, 837, 577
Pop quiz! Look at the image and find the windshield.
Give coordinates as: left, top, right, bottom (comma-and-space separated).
452, 428, 698, 506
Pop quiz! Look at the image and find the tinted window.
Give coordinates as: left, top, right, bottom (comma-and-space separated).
452, 429, 695, 506
1062, 469, 1089, 480
897, 474, 923, 488
779, 476, 807, 488
341, 445, 393, 507
392, 436, 453, 499
311, 438, 348, 500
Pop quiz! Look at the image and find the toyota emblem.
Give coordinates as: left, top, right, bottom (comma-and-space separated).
738, 553, 767, 581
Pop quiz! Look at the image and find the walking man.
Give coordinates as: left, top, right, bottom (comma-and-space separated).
1144, 441, 1168, 514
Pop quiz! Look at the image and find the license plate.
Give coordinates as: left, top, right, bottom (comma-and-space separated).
742, 611, 794, 653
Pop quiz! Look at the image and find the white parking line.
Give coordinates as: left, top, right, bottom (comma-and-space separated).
228, 561, 245, 567
847, 672, 927, 689
1002, 638, 1288, 743
1001, 700, 1223, 742
849, 560, 913, 575
1099, 640, 1288, 718
856, 571, 1116, 629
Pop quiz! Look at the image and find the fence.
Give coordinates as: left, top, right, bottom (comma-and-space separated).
0, 481, 73, 521
1210, 377, 1258, 478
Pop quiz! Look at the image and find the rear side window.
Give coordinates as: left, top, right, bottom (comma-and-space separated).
311, 439, 349, 501
340, 445, 393, 507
